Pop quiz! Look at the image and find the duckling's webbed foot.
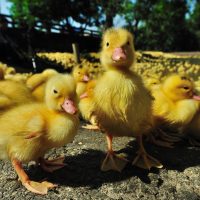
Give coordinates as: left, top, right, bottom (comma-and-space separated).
101, 151, 128, 172
39, 157, 67, 173
12, 158, 57, 195
133, 135, 163, 170
101, 134, 128, 172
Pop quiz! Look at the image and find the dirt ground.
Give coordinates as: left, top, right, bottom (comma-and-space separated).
0, 122, 199, 200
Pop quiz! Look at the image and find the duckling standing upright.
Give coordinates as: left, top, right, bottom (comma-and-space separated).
0, 74, 79, 195
89, 28, 162, 172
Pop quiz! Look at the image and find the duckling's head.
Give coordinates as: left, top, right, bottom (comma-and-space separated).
72, 66, 90, 83
100, 28, 135, 71
45, 74, 77, 114
162, 74, 197, 101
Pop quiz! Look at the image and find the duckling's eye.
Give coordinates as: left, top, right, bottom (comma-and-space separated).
183, 86, 189, 90
181, 76, 187, 80
127, 41, 130, 45
106, 42, 109, 47
78, 72, 81, 74
53, 89, 58, 94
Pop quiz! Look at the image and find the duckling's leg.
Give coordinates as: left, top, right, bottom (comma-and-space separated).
12, 158, 57, 195
101, 134, 128, 172
39, 157, 67, 173
132, 135, 163, 170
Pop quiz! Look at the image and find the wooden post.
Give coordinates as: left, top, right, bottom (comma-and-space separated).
72, 43, 80, 63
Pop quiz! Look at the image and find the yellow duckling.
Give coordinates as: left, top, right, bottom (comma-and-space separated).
87, 28, 162, 172
0, 74, 79, 195
151, 74, 200, 146
72, 65, 90, 98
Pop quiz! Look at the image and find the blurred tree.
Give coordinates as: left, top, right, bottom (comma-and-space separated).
95, 0, 123, 29
188, 0, 200, 47
121, 0, 198, 51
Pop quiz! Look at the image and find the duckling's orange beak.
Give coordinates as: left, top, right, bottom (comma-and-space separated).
82, 74, 90, 82
193, 95, 200, 101
112, 47, 127, 62
62, 99, 77, 114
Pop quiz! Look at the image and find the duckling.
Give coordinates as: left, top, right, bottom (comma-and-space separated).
0, 74, 79, 195
26, 69, 58, 101
87, 28, 162, 172
151, 74, 200, 146
0, 80, 34, 111
72, 65, 90, 98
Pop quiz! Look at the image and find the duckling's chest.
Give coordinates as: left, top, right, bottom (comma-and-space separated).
45, 111, 79, 147
94, 71, 151, 136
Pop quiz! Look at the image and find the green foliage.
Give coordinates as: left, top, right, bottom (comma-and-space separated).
8, 0, 200, 51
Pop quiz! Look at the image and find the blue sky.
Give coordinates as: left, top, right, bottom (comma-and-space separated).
0, 0, 12, 15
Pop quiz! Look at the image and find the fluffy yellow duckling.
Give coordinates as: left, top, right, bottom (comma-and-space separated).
26, 68, 58, 101
72, 65, 90, 98
88, 28, 162, 172
0, 74, 79, 195
0, 80, 34, 111
151, 74, 200, 146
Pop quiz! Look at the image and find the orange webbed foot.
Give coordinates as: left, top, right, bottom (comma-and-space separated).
40, 157, 67, 173
23, 180, 57, 195
101, 151, 128, 172
132, 150, 163, 170
12, 158, 57, 195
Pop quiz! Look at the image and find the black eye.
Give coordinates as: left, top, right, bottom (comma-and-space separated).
183, 86, 189, 90
53, 89, 58, 94
78, 72, 80, 74
127, 41, 130, 45
106, 42, 109, 47
181, 76, 187, 80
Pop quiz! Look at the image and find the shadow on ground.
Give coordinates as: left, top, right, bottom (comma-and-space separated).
26, 139, 200, 190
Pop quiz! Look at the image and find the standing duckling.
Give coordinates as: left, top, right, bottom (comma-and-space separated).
0, 74, 79, 195
88, 28, 162, 172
